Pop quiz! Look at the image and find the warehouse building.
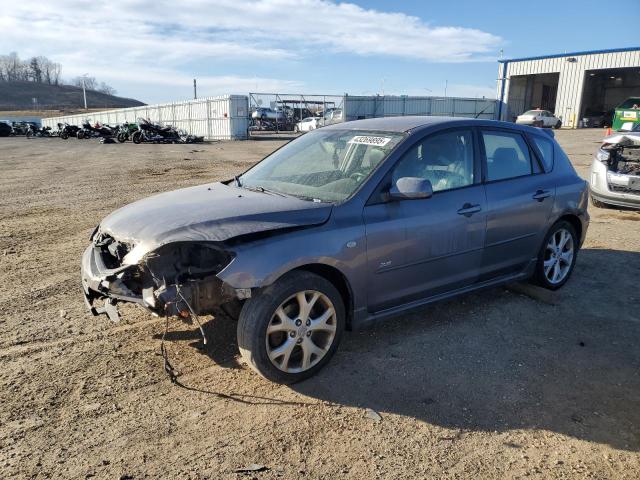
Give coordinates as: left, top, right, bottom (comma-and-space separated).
497, 47, 640, 128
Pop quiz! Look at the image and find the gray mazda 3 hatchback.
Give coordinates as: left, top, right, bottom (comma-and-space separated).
81, 117, 589, 383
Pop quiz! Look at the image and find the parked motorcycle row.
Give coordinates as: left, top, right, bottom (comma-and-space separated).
0, 118, 204, 144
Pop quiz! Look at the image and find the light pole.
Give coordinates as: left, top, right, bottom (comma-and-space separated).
444, 79, 448, 98
81, 73, 88, 110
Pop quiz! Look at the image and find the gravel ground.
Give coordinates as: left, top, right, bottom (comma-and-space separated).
0, 129, 639, 479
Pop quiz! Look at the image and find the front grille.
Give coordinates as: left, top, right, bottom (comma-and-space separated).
609, 184, 640, 195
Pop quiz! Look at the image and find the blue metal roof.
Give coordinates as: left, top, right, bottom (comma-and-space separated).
498, 46, 640, 63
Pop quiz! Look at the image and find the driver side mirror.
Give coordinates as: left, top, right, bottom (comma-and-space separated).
388, 177, 433, 200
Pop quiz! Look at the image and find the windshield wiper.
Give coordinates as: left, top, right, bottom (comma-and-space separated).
234, 175, 242, 187
243, 185, 288, 197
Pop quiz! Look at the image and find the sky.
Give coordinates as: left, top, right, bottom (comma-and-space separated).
1, 0, 639, 104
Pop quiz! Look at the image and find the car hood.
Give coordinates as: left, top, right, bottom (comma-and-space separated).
604, 131, 640, 146
98, 182, 332, 254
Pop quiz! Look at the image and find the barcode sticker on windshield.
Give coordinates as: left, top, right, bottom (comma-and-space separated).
348, 136, 391, 147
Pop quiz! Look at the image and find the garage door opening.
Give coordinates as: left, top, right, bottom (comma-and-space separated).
580, 67, 640, 127
507, 72, 560, 122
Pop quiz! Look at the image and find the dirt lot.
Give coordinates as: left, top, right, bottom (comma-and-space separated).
1, 129, 639, 479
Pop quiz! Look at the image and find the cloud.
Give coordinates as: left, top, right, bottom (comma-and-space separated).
1, 1, 502, 101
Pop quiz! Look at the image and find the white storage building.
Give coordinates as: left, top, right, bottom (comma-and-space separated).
497, 47, 640, 128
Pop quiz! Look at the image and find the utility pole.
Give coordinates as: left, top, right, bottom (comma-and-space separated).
81, 73, 88, 109
193, 79, 197, 100
444, 79, 448, 98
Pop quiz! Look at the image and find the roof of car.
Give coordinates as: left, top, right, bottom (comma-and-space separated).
323, 116, 517, 133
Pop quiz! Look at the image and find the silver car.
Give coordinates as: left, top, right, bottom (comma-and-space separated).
589, 128, 640, 209
81, 117, 589, 383
516, 109, 562, 129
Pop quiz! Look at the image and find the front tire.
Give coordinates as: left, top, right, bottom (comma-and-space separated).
532, 221, 578, 290
132, 131, 143, 144
237, 271, 345, 384
77, 130, 84, 139
554, 121, 562, 129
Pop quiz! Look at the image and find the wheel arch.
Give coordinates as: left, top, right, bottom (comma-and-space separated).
289, 263, 354, 330
556, 213, 583, 246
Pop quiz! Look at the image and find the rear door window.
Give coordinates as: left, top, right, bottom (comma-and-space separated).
481, 130, 533, 181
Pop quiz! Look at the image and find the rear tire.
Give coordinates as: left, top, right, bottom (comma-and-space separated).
60, 131, 68, 139
132, 131, 143, 144
532, 220, 578, 290
117, 132, 127, 143
77, 130, 84, 139
237, 271, 345, 384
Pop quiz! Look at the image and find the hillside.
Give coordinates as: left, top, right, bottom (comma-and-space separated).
0, 81, 145, 110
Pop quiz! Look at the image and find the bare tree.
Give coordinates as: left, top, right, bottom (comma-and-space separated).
7, 52, 22, 81
72, 75, 97, 90
50, 62, 61, 85
0, 53, 62, 84
97, 82, 117, 95
29, 57, 42, 83
0, 55, 7, 81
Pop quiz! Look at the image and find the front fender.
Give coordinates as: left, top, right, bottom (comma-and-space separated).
217, 221, 367, 307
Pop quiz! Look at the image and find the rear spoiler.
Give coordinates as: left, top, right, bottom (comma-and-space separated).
535, 127, 555, 139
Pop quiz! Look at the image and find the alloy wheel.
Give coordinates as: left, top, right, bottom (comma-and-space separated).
543, 228, 574, 284
265, 290, 337, 373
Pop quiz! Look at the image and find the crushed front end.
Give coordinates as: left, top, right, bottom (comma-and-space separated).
590, 133, 640, 209
81, 231, 241, 322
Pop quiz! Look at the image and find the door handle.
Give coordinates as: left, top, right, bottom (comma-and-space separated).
457, 203, 482, 217
532, 189, 552, 202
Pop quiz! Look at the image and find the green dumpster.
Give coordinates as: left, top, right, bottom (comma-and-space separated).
612, 97, 640, 131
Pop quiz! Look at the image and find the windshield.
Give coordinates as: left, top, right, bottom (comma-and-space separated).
239, 129, 405, 202
523, 110, 542, 116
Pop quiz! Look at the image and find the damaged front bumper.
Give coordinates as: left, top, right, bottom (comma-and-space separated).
590, 144, 640, 209
81, 243, 242, 322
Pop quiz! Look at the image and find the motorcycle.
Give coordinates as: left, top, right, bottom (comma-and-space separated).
131, 118, 184, 144
59, 123, 81, 139
77, 121, 116, 139
11, 122, 31, 136
116, 121, 138, 143
26, 125, 52, 138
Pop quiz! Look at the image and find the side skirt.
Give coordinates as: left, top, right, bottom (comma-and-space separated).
353, 263, 536, 330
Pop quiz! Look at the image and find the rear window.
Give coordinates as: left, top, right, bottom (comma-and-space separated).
531, 135, 554, 171
618, 98, 640, 109
523, 110, 541, 116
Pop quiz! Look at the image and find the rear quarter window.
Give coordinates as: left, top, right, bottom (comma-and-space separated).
531, 135, 554, 172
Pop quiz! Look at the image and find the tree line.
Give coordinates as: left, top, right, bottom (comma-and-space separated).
0, 52, 116, 95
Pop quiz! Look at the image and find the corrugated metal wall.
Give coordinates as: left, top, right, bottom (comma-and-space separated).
498, 49, 640, 127
344, 95, 496, 121
41, 95, 250, 140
